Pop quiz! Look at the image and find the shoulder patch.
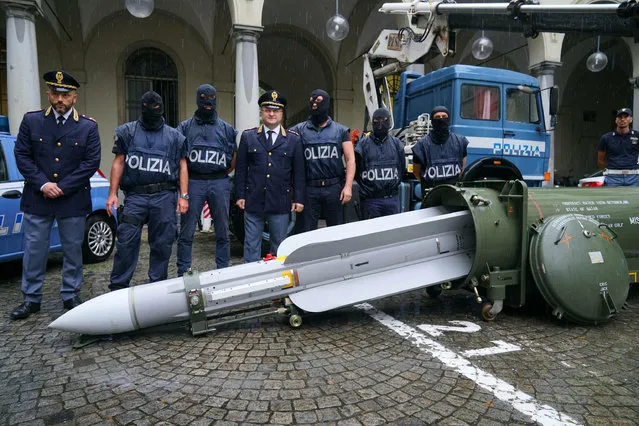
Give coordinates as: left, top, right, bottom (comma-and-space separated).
288, 129, 300, 136
80, 114, 97, 123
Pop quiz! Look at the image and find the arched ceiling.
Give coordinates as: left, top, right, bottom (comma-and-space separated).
79, 0, 217, 51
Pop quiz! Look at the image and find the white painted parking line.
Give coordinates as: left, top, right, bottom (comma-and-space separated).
355, 303, 580, 426
461, 340, 522, 357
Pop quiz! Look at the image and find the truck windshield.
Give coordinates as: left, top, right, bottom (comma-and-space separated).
506, 89, 541, 124
461, 84, 500, 121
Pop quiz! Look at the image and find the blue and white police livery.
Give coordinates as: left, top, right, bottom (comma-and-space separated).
291, 118, 349, 230
355, 133, 405, 219
412, 133, 469, 188
235, 124, 305, 262
598, 129, 639, 187
14, 105, 101, 309
109, 119, 187, 290
176, 114, 237, 274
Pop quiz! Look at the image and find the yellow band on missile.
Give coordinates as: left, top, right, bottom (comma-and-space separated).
281, 269, 299, 289
277, 256, 287, 262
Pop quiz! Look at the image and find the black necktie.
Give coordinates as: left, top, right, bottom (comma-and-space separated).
57, 115, 64, 127
267, 131, 274, 145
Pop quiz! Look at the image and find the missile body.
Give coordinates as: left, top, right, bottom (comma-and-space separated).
50, 206, 475, 335
50, 182, 639, 335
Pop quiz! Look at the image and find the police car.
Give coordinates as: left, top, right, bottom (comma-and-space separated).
0, 132, 115, 264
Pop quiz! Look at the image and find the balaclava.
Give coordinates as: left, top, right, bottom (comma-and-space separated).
195, 84, 217, 122
430, 105, 450, 144
140, 91, 164, 130
309, 89, 330, 127
372, 108, 391, 141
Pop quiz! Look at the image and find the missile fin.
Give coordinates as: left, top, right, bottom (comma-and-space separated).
289, 251, 473, 312
282, 209, 472, 264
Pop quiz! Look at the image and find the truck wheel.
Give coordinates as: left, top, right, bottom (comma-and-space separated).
82, 213, 116, 264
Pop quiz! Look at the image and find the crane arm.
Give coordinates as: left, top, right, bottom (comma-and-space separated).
364, 0, 639, 122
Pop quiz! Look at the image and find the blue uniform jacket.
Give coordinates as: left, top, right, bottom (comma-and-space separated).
290, 118, 350, 182
355, 134, 405, 199
177, 115, 237, 175
235, 125, 305, 215
14, 106, 101, 217
597, 130, 639, 170
412, 132, 469, 185
113, 120, 187, 190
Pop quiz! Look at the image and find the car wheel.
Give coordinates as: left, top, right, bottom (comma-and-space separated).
83, 213, 116, 264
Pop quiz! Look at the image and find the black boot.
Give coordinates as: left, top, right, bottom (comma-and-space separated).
63, 296, 84, 310
10, 302, 41, 320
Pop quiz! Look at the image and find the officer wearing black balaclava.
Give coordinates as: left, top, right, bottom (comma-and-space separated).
430, 105, 450, 144
290, 89, 355, 233
354, 108, 406, 219
139, 91, 164, 130
176, 84, 237, 275
411, 105, 469, 191
195, 84, 217, 122
106, 90, 189, 291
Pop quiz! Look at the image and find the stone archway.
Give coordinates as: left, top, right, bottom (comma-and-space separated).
258, 25, 336, 127
554, 35, 632, 182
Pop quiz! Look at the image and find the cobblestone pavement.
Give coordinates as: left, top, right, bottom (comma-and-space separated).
1, 230, 638, 425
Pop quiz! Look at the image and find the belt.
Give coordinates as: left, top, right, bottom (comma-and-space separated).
189, 171, 228, 180
307, 177, 341, 187
125, 182, 177, 194
604, 169, 639, 175
363, 192, 398, 200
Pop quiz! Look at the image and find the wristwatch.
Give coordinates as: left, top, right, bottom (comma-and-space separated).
180, 193, 190, 200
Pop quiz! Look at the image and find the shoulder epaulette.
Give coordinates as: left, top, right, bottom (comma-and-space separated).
364, 131, 371, 137
80, 114, 97, 123
288, 129, 300, 136
25, 108, 45, 115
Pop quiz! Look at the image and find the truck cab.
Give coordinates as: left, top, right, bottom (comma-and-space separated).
394, 65, 550, 187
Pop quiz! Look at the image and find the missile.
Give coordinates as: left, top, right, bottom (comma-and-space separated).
50, 206, 476, 335
50, 181, 638, 335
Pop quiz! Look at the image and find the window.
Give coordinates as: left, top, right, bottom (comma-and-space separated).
461, 84, 500, 121
125, 48, 178, 127
506, 89, 540, 124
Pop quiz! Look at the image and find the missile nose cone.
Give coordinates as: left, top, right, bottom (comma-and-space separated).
48, 289, 136, 335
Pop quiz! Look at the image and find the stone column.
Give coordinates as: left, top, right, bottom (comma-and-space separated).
233, 25, 262, 139
1, 0, 43, 135
530, 61, 561, 188
629, 77, 639, 131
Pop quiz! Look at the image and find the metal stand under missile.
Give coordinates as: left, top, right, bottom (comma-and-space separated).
184, 270, 303, 335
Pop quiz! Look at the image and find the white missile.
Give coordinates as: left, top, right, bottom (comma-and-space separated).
49, 206, 476, 335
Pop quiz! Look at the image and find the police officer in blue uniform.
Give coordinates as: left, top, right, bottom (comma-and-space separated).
106, 91, 188, 290
235, 90, 305, 263
355, 108, 405, 219
176, 84, 237, 275
597, 107, 639, 186
10, 70, 101, 320
291, 89, 355, 232
412, 106, 469, 190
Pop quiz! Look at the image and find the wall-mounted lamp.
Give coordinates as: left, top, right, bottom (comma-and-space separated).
471, 31, 493, 60
126, 0, 154, 19
326, 0, 349, 41
586, 36, 608, 73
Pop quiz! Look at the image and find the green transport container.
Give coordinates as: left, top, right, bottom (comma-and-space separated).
423, 181, 637, 325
